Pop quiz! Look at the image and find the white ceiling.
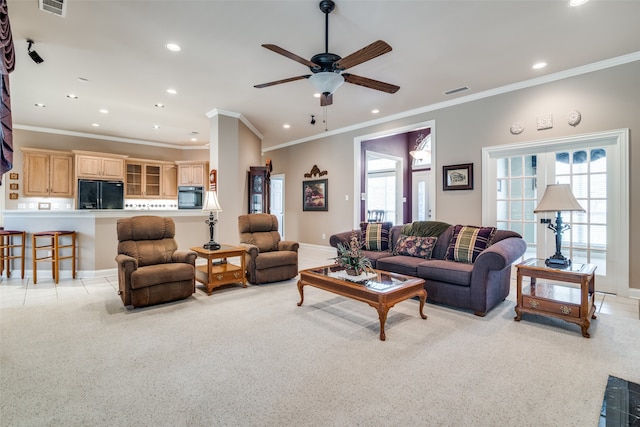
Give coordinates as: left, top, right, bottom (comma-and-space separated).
7, 0, 640, 149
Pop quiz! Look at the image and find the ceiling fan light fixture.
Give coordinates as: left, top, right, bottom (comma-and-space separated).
309, 72, 344, 96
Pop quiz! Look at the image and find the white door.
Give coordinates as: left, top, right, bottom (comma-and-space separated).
412, 170, 432, 221
270, 174, 284, 238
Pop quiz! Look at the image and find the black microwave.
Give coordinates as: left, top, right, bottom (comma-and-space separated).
178, 186, 204, 209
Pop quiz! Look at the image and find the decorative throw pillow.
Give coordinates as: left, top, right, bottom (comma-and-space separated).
445, 225, 496, 264
393, 235, 438, 259
360, 222, 392, 251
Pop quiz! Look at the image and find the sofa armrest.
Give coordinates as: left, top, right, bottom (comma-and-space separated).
329, 230, 362, 248
473, 237, 527, 272
172, 250, 197, 266
115, 253, 138, 271
278, 240, 299, 252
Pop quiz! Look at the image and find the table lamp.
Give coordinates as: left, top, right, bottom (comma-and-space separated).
202, 190, 222, 250
533, 184, 585, 267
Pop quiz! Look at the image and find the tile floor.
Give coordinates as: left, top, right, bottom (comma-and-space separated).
1, 245, 639, 321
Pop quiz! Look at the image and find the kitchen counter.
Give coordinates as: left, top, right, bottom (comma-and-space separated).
2, 210, 211, 277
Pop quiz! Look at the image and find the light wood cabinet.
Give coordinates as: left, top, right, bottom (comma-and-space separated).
176, 161, 208, 187
22, 148, 74, 197
126, 159, 176, 199
73, 151, 127, 180
162, 164, 178, 199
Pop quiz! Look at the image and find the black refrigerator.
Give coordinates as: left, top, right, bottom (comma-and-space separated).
78, 180, 124, 209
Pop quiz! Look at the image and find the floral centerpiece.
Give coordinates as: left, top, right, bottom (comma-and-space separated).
334, 231, 373, 276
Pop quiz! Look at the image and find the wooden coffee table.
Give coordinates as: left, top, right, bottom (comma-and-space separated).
190, 245, 246, 295
297, 265, 427, 341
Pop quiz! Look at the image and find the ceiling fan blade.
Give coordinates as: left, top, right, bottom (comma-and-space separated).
334, 40, 392, 70
262, 44, 319, 69
320, 93, 333, 106
343, 73, 400, 94
254, 75, 310, 89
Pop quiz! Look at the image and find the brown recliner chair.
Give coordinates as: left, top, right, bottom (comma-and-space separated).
115, 216, 197, 308
238, 214, 299, 285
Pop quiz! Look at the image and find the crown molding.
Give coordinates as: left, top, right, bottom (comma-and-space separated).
205, 108, 263, 140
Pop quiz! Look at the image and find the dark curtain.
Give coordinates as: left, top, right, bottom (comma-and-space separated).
0, 0, 15, 184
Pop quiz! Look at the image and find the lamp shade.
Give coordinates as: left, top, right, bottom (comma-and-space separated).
202, 190, 222, 212
308, 72, 344, 95
534, 184, 584, 213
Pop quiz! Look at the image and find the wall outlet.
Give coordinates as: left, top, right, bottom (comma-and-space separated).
322, 233, 326, 240
345, 194, 349, 201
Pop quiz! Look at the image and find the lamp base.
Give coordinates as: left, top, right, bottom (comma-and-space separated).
545, 255, 571, 268
203, 241, 221, 251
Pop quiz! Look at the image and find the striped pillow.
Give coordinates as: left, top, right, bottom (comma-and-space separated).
360, 222, 392, 251
445, 225, 496, 264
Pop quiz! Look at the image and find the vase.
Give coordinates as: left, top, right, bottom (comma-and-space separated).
345, 268, 361, 276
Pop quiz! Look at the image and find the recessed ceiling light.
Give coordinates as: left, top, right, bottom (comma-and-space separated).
313, 93, 321, 98
99, 109, 109, 114
91, 123, 100, 127
166, 43, 181, 52
153, 124, 160, 129
67, 94, 78, 99
34, 103, 46, 107
568, 0, 588, 6
166, 88, 177, 95
155, 103, 165, 108
190, 137, 197, 142
532, 62, 547, 70
371, 109, 380, 114
77, 77, 89, 83
283, 124, 290, 129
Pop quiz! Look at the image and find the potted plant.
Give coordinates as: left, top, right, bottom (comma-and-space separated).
334, 231, 373, 276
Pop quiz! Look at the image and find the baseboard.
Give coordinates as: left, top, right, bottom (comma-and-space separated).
628, 288, 640, 300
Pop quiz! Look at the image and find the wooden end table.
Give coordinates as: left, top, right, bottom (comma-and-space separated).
514, 258, 597, 337
297, 265, 427, 341
190, 245, 247, 295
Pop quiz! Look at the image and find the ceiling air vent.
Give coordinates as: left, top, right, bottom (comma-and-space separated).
39, 0, 66, 17
443, 86, 469, 96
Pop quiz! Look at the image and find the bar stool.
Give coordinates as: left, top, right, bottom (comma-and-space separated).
32, 231, 77, 284
0, 230, 26, 279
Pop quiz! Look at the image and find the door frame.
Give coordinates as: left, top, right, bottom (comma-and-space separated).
481, 128, 629, 296
353, 120, 436, 228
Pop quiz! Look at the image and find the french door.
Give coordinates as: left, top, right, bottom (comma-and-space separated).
482, 129, 629, 295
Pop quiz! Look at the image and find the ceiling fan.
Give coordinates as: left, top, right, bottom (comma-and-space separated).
254, 0, 400, 106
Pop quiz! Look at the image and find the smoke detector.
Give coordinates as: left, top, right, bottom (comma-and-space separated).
39, 0, 66, 17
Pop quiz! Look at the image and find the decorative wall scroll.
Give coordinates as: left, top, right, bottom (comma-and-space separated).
304, 164, 328, 178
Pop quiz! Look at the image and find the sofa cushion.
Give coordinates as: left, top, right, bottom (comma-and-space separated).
253, 250, 297, 270
130, 263, 194, 289
416, 259, 474, 286
360, 222, 392, 251
393, 235, 438, 259
376, 255, 424, 277
446, 225, 496, 264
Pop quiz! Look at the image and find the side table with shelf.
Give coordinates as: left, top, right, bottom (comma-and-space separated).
514, 258, 597, 338
190, 245, 247, 295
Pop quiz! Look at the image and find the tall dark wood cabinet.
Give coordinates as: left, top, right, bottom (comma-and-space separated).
248, 166, 270, 214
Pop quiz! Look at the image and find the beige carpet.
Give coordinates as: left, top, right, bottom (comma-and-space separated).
1, 278, 639, 426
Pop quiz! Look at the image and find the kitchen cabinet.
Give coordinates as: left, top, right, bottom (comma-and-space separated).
21, 148, 74, 197
162, 164, 178, 199
175, 161, 209, 187
248, 166, 270, 214
125, 160, 167, 198
73, 151, 127, 180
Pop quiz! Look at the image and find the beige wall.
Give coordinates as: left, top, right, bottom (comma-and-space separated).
265, 61, 640, 289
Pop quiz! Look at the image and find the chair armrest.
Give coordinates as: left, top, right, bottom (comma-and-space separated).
278, 240, 299, 252
172, 250, 197, 265
115, 254, 138, 271
239, 242, 259, 259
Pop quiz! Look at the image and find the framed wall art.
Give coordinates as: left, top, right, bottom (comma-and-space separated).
302, 179, 328, 211
443, 163, 473, 191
